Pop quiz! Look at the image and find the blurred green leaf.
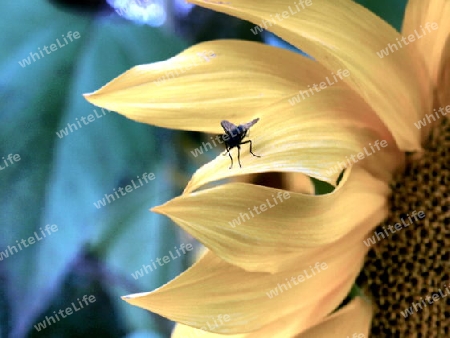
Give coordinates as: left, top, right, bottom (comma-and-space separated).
0, 1, 90, 336
0, 1, 188, 337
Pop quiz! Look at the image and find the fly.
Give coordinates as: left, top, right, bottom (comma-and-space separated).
220, 118, 261, 169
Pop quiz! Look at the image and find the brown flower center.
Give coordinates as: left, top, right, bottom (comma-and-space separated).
357, 116, 450, 337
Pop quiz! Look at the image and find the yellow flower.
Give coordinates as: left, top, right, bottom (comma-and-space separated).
84, 0, 449, 336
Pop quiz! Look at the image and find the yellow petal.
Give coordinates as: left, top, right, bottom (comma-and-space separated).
172, 323, 246, 338
171, 297, 371, 338
401, 0, 444, 137
183, 89, 400, 192
437, 39, 450, 108
85, 39, 349, 133
123, 242, 368, 335
282, 172, 315, 194
153, 166, 389, 273
189, 0, 424, 150
295, 297, 372, 338
403, 0, 450, 88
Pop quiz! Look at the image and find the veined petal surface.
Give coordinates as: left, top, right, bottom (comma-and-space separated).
85, 40, 350, 133
437, 39, 450, 108
171, 297, 371, 338
403, 0, 450, 88
123, 242, 367, 335
154, 167, 389, 273
295, 297, 372, 338
189, 0, 424, 150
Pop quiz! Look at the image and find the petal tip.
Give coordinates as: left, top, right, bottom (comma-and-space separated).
82, 92, 97, 104
151, 205, 166, 215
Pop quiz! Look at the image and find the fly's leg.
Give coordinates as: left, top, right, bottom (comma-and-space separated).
240, 140, 261, 158
237, 145, 241, 168
228, 151, 233, 169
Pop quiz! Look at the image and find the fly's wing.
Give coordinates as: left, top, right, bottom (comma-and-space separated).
241, 118, 259, 131
221, 120, 237, 134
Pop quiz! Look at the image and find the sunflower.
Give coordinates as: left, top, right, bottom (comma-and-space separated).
84, 0, 449, 336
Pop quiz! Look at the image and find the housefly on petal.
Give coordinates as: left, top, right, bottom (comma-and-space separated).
219, 118, 261, 169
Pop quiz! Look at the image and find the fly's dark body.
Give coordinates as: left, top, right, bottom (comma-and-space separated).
220, 118, 261, 169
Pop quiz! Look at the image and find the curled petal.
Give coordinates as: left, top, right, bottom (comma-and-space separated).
123, 242, 368, 335
171, 297, 372, 338
294, 297, 373, 338
154, 166, 389, 273
183, 89, 400, 192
